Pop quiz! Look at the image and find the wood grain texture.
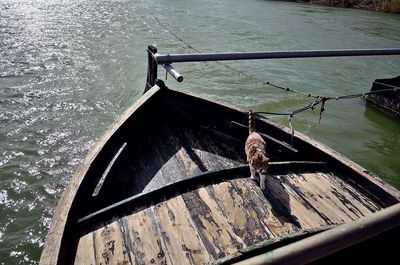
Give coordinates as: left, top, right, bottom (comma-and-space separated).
74, 233, 95, 265
73, 170, 391, 265
152, 196, 211, 264
123, 208, 168, 265
205, 181, 273, 246
232, 179, 297, 237
92, 221, 131, 265
181, 189, 245, 260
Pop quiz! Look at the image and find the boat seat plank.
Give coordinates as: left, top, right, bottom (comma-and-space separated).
77, 162, 327, 230
75, 169, 389, 265
281, 173, 350, 224
77, 165, 250, 229
284, 173, 353, 224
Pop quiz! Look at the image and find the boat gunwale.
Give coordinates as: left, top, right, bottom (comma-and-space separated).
39, 85, 163, 265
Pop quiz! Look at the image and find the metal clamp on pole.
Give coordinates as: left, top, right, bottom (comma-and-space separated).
162, 64, 184, 82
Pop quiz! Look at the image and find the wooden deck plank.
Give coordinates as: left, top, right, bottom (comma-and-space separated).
324, 172, 382, 213
285, 172, 380, 222
306, 172, 380, 217
75, 171, 387, 265
205, 181, 273, 246
74, 233, 96, 265
284, 172, 353, 224
92, 221, 131, 265
152, 196, 212, 264
265, 174, 331, 229
181, 188, 246, 260
232, 178, 297, 237
123, 207, 170, 265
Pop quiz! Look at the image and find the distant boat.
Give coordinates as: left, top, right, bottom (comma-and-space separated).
40, 47, 400, 265
365, 76, 400, 118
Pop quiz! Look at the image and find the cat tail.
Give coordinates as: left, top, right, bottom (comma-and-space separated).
249, 109, 255, 134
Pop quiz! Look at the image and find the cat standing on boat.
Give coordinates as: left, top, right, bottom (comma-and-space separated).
245, 110, 270, 190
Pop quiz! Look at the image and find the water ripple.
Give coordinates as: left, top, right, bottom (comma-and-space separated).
1, 0, 400, 264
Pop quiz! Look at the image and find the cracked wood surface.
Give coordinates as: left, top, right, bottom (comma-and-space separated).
74, 170, 382, 264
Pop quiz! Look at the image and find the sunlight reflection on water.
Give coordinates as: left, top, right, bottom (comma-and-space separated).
0, 0, 399, 263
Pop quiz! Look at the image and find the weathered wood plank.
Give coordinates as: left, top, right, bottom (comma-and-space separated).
264, 174, 330, 229
284, 172, 380, 222
77, 165, 250, 230
92, 221, 131, 265
184, 128, 244, 170
153, 196, 212, 264
74, 233, 96, 265
123, 207, 169, 265
283, 172, 353, 224
182, 188, 245, 260
143, 134, 189, 192
74, 172, 389, 265
232, 178, 297, 237
307, 172, 380, 216
324, 172, 382, 213
206, 181, 273, 246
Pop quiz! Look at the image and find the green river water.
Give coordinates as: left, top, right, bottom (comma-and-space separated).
0, 0, 399, 263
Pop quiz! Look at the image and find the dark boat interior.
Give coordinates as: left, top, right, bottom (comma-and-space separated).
49, 85, 400, 265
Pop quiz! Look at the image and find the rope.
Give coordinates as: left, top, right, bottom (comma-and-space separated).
153, 15, 400, 102
254, 86, 397, 145
153, 15, 321, 99
256, 87, 398, 117
152, 15, 399, 144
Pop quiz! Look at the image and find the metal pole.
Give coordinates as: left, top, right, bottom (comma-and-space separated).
154, 48, 400, 64
162, 64, 183, 82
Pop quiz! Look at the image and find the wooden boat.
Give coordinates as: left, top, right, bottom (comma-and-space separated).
365, 76, 400, 118
40, 47, 400, 265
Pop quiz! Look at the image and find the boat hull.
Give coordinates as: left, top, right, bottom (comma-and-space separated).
40, 83, 400, 265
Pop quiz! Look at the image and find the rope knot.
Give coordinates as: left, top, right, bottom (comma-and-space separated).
318, 97, 327, 124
